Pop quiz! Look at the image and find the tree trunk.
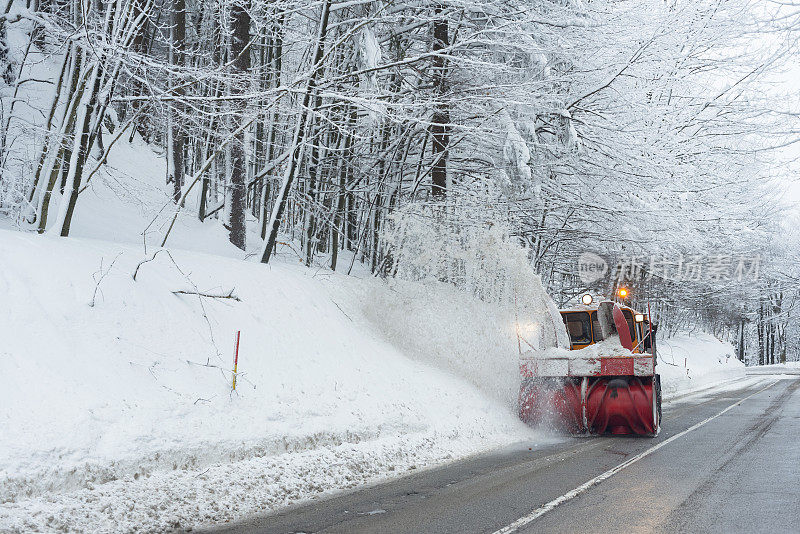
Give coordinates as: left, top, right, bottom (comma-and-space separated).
169, 0, 186, 202
37, 46, 86, 233
56, 62, 103, 236
0, 0, 15, 84
261, 0, 332, 264
260, 9, 284, 239
28, 46, 71, 214
737, 317, 745, 362
330, 125, 351, 271
758, 301, 765, 366
305, 96, 322, 266
227, 0, 251, 250
430, 4, 449, 199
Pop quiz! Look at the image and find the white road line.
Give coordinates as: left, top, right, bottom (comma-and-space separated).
492, 381, 778, 534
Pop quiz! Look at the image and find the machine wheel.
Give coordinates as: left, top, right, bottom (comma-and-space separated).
651, 374, 662, 436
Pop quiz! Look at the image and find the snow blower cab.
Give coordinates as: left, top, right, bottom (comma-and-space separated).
518, 294, 661, 436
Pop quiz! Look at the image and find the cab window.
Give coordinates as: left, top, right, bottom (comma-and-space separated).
563, 312, 591, 347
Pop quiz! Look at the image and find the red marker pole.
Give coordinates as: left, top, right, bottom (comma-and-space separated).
232, 331, 241, 390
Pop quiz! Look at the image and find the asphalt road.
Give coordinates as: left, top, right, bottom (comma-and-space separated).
207, 374, 800, 534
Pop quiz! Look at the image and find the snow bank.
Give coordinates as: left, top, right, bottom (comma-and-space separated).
0, 230, 552, 532
657, 332, 746, 398
747, 361, 800, 375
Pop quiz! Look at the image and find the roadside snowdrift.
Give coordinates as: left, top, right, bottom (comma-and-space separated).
748, 361, 800, 374
0, 230, 550, 532
657, 332, 745, 397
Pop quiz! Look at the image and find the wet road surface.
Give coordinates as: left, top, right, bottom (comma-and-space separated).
207, 374, 800, 534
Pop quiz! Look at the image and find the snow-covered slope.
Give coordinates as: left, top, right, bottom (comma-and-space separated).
0, 230, 553, 532
64, 133, 246, 257
657, 332, 745, 397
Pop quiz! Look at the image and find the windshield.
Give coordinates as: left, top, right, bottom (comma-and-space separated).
563, 312, 591, 347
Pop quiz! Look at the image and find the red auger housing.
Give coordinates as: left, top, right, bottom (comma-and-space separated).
518, 298, 662, 436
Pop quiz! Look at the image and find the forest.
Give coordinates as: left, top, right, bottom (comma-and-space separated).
1, 0, 799, 364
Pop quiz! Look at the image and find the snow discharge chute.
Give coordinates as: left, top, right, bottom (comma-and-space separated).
518, 299, 662, 436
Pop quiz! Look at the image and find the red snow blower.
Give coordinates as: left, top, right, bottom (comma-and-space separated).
519, 295, 661, 436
